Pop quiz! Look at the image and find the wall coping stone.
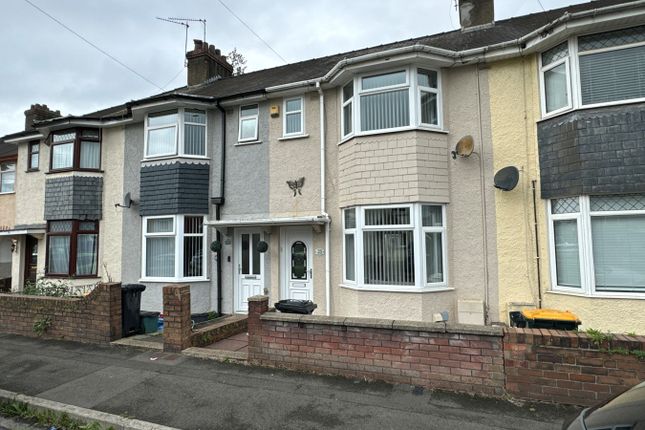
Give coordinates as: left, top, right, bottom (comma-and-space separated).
248, 295, 269, 302
260, 312, 504, 336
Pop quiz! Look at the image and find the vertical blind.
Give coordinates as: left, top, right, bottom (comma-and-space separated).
554, 220, 581, 288
345, 234, 355, 281
183, 216, 203, 277
579, 45, 645, 105
592, 215, 645, 292
184, 125, 205, 155
360, 90, 410, 131
363, 230, 414, 286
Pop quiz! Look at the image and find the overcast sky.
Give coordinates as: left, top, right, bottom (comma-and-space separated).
0, 0, 585, 136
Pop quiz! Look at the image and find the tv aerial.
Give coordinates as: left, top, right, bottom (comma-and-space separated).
156, 17, 207, 66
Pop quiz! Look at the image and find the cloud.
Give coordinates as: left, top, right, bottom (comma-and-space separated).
0, 0, 585, 136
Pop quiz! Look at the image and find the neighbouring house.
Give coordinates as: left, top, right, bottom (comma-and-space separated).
1, 0, 643, 332
0, 136, 17, 291
489, 1, 645, 332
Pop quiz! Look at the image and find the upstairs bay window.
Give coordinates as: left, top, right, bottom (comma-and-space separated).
145, 109, 206, 158
142, 215, 206, 281
50, 129, 101, 171
342, 67, 441, 139
549, 194, 645, 296
540, 25, 645, 116
343, 204, 446, 291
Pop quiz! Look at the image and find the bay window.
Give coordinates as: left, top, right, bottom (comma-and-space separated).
0, 161, 15, 193
540, 25, 645, 116
549, 194, 645, 295
342, 66, 442, 138
46, 220, 98, 277
343, 204, 446, 290
50, 129, 101, 171
238, 104, 259, 142
142, 215, 206, 281
145, 108, 206, 158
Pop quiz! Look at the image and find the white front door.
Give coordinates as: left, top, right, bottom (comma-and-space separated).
235, 229, 264, 313
282, 227, 313, 301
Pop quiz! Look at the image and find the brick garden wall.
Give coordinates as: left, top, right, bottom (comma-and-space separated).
248, 297, 506, 397
0, 283, 122, 343
248, 296, 645, 406
505, 328, 645, 406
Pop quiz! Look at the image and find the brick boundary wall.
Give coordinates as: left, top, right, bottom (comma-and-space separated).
247, 296, 506, 397
247, 296, 645, 406
505, 327, 645, 406
0, 283, 122, 343
162, 285, 192, 352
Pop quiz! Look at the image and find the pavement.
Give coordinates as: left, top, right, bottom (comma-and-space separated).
0, 333, 579, 430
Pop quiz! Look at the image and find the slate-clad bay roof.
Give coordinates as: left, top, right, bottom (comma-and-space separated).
2, 0, 635, 131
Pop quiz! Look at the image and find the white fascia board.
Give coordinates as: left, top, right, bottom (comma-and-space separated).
3, 134, 43, 143
204, 215, 331, 228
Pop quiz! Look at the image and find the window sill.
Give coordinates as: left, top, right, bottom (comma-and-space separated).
141, 155, 210, 163
139, 277, 210, 283
278, 134, 309, 141
43, 275, 100, 279
338, 126, 448, 145
340, 283, 453, 293
546, 290, 645, 300
235, 140, 262, 147
46, 169, 104, 175
26, 169, 39, 173
0, 191, 15, 196
538, 98, 645, 123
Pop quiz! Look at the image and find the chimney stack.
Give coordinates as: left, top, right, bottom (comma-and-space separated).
458, 0, 495, 31
186, 40, 233, 86
24, 104, 61, 131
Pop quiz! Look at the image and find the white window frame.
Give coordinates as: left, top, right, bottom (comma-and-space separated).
539, 27, 645, 118
144, 108, 208, 159
283, 96, 304, 137
0, 160, 16, 194
341, 203, 449, 292
547, 196, 645, 298
141, 214, 208, 282
341, 65, 443, 140
340, 82, 354, 139
238, 104, 259, 143
539, 42, 573, 117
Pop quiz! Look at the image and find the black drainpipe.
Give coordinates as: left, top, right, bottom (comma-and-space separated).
214, 102, 226, 315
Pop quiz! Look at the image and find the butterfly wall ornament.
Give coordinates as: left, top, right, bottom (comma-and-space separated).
286, 177, 305, 196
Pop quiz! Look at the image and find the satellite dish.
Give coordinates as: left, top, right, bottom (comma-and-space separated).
451, 135, 474, 159
494, 166, 520, 191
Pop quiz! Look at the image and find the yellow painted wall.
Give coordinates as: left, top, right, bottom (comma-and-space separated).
488, 56, 645, 334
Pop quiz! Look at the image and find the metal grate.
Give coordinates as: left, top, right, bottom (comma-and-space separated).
551, 197, 580, 214
541, 42, 568, 66
579, 25, 645, 52
590, 194, 645, 212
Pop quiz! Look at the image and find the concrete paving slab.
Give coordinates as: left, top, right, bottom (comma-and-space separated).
37, 365, 156, 409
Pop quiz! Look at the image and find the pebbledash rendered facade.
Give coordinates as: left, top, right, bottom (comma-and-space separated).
1, 0, 645, 331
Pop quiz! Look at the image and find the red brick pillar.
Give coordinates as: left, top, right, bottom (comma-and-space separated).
163, 285, 192, 352
105, 283, 122, 341
247, 295, 269, 361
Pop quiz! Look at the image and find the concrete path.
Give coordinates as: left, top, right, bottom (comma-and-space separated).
0, 334, 579, 430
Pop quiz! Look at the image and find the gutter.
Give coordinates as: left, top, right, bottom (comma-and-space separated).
204, 215, 331, 228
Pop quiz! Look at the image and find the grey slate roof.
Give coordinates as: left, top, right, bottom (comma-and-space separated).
3, 0, 636, 131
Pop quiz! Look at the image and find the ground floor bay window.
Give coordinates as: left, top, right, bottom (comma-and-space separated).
549, 194, 645, 296
342, 204, 447, 291
141, 215, 206, 282
46, 220, 99, 277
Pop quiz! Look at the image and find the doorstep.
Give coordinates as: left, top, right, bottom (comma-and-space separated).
111, 333, 164, 350
182, 347, 248, 363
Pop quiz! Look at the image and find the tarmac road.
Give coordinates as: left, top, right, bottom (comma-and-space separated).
0, 334, 578, 430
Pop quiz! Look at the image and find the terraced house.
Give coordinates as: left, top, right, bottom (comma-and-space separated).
1, 0, 643, 332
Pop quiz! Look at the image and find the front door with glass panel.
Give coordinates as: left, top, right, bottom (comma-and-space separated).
235, 230, 264, 313
282, 227, 313, 301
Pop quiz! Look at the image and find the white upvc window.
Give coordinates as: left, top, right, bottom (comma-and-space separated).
342, 203, 447, 291
238, 104, 259, 142
539, 25, 645, 117
141, 215, 207, 281
342, 66, 442, 138
548, 194, 645, 297
0, 161, 16, 194
283, 97, 304, 136
144, 108, 207, 158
